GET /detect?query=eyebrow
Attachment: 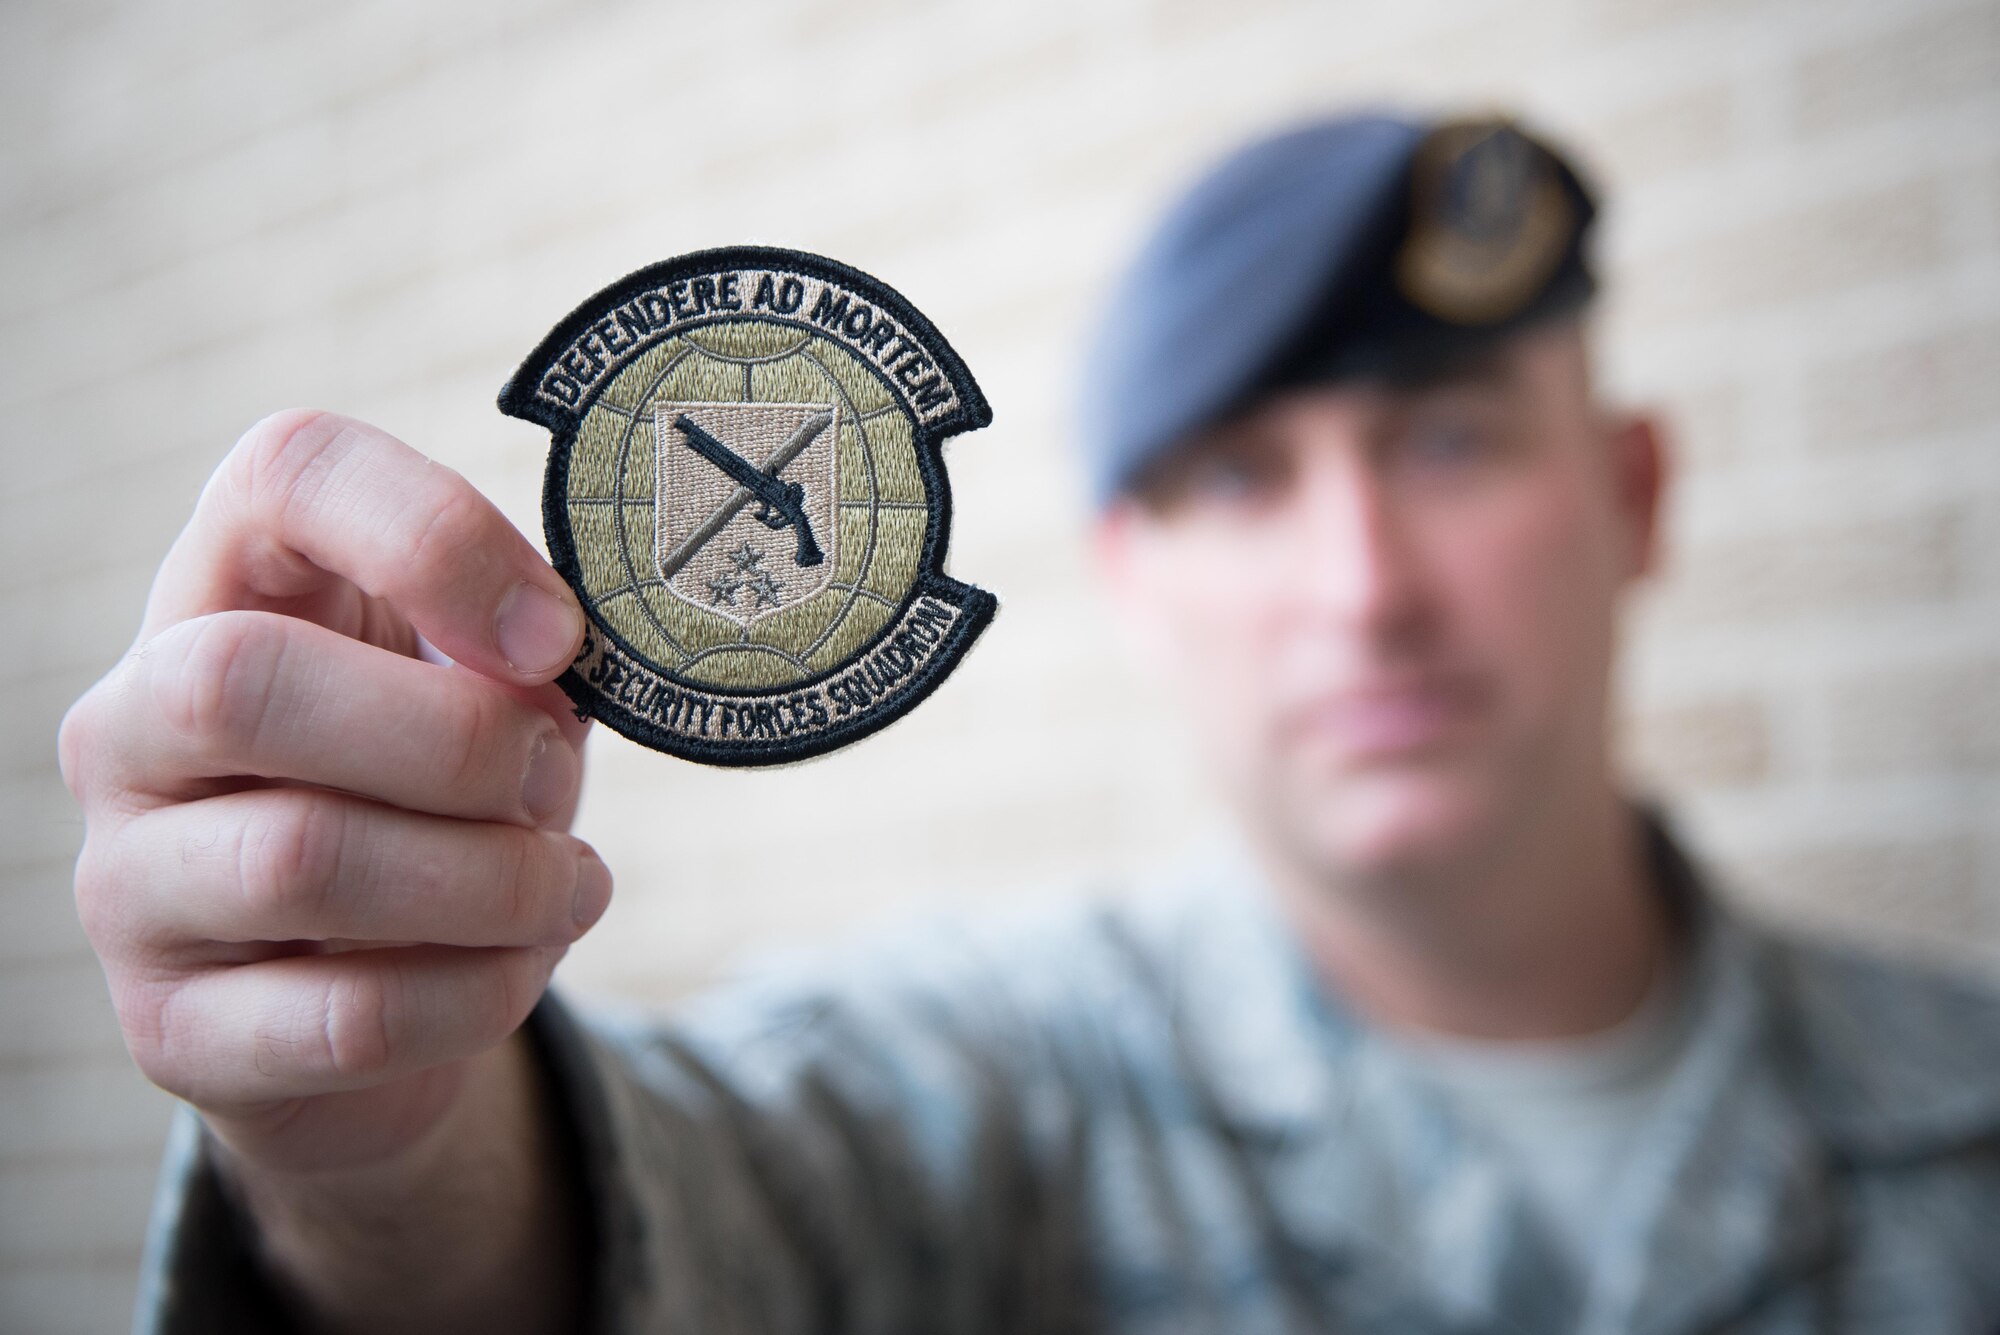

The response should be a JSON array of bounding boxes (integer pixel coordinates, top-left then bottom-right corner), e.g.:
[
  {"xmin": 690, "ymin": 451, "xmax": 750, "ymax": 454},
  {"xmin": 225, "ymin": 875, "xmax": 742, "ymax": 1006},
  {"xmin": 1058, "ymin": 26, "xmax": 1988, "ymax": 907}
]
[{"xmin": 1380, "ymin": 345, "xmax": 1516, "ymax": 392}]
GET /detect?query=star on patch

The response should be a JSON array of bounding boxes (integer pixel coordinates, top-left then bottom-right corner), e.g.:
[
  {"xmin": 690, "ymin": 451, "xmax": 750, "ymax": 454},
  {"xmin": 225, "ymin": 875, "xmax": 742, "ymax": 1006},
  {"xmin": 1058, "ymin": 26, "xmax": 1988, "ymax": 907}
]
[{"xmin": 705, "ymin": 542, "xmax": 784, "ymax": 609}]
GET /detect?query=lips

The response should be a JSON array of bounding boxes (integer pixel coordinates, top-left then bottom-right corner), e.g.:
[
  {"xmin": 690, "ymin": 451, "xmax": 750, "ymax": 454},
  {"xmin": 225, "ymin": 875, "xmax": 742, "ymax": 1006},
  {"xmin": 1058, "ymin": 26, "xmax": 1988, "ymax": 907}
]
[{"xmin": 1281, "ymin": 674, "xmax": 1487, "ymax": 762}]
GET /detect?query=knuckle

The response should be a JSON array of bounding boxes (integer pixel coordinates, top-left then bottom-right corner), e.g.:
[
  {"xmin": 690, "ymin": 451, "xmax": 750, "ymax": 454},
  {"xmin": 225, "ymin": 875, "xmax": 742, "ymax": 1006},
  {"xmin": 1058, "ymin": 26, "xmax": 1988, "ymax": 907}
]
[
  {"xmin": 239, "ymin": 796, "xmax": 348, "ymax": 931},
  {"xmin": 59, "ymin": 661, "xmax": 148, "ymax": 806},
  {"xmin": 491, "ymin": 947, "xmax": 556, "ymax": 1034},
  {"xmin": 56, "ymin": 688, "xmax": 104, "ymax": 799},
  {"xmin": 317, "ymin": 967, "xmax": 397, "ymax": 1082},
  {"xmin": 117, "ymin": 979, "xmax": 191, "ymax": 1098},
  {"xmin": 225, "ymin": 409, "xmax": 343, "ymax": 506},
  {"xmin": 216, "ymin": 410, "xmax": 375, "ymax": 558},
  {"xmin": 443, "ymin": 685, "xmax": 522, "ymax": 809},
  {"xmin": 401, "ymin": 473, "xmax": 490, "ymax": 574},
  {"xmin": 154, "ymin": 612, "xmax": 286, "ymax": 756},
  {"xmin": 70, "ymin": 838, "xmax": 124, "ymax": 949},
  {"xmin": 493, "ymin": 832, "xmax": 554, "ymax": 940}
]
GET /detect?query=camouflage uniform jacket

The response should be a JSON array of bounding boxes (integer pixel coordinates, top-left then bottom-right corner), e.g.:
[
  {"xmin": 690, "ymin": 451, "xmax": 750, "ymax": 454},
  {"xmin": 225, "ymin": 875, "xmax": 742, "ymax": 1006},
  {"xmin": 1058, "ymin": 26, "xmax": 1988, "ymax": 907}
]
[{"xmin": 138, "ymin": 817, "xmax": 2000, "ymax": 1333}]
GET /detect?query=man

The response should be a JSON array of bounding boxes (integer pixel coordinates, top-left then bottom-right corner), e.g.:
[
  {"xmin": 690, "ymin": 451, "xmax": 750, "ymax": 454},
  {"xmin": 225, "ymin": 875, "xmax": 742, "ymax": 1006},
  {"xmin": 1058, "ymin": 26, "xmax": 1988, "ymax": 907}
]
[{"xmin": 61, "ymin": 111, "xmax": 2000, "ymax": 1333}]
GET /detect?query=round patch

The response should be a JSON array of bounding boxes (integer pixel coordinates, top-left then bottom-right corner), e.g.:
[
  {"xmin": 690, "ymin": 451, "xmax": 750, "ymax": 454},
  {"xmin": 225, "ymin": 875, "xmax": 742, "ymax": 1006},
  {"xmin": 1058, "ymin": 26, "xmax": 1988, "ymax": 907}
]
[
  {"xmin": 499, "ymin": 246, "xmax": 996, "ymax": 766},
  {"xmin": 1394, "ymin": 118, "xmax": 1576, "ymax": 326}
]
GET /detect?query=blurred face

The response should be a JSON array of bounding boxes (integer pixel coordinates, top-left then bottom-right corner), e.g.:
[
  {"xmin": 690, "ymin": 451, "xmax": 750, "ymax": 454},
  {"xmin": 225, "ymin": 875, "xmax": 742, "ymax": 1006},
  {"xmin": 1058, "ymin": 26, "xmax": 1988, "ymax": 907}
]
[{"xmin": 1097, "ymin": 321, "xmax": 1664, "ymax": 886}]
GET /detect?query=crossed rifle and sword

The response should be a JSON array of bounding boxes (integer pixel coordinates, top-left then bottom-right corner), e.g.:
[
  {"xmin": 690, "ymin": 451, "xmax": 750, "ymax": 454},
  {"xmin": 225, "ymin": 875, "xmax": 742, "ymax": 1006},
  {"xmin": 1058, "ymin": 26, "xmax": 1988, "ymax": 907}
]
[{"xmin": 657, "ymin": 410, "xmax": 832, "ymax": 580}]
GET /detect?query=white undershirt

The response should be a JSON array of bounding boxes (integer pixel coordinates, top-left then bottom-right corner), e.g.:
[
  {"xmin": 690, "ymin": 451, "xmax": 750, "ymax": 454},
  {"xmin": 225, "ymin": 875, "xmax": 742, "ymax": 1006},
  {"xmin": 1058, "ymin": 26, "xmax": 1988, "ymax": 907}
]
[{"xmin": 1391, "ymin": 958, "xmax": 1694, "ymax": 1271}]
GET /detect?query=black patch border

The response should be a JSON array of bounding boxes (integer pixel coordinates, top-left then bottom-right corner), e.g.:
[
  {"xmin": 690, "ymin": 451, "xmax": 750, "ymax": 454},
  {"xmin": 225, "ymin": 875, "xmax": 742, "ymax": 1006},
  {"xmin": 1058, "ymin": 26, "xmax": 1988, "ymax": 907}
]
[{"xmin": 500, "ymin": 244, "xmax": 996, "ymax": 767}]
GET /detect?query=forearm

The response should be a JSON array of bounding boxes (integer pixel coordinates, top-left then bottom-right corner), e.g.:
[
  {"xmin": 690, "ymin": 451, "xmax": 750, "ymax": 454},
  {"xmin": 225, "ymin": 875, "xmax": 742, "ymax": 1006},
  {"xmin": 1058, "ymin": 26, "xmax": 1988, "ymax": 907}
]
[{"xmin": 213, "ymin": 1033, "xmax": 584, "ymax": 1335}]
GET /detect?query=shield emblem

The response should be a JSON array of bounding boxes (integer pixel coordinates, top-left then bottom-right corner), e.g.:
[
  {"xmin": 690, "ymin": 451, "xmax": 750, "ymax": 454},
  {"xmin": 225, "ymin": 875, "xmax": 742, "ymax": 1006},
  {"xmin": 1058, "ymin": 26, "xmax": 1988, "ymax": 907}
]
[{"xmin": 652, "ymin": 400, "xmax": 840, "ymax": 627}]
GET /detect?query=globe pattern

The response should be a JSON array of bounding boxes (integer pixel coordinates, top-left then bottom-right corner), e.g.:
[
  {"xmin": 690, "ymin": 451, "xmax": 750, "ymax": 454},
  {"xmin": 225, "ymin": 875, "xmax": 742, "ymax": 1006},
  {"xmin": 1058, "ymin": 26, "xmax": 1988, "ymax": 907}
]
[{"xmin": 562, "ymin": 317, "xmax": 929, "ymax": 692}]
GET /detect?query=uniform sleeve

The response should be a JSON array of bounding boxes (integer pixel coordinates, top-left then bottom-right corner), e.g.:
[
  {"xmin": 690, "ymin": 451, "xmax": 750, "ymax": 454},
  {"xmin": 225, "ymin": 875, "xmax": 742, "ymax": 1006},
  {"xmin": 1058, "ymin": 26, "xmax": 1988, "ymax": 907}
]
[
  {"xmin": 545, "ymin": 944, "xmax": 1097, "ymax": 1334},
  {"xmin": 133, "ymin": 944, "xmax": 1098, "ymax": 1335},
  {"xmin": 131, "ymin": 997, "xmax": 609, "ymax": 1335},
  {"xmin": 132, "ymin": 1105, "xmax": 301, "ymax": 1334}
]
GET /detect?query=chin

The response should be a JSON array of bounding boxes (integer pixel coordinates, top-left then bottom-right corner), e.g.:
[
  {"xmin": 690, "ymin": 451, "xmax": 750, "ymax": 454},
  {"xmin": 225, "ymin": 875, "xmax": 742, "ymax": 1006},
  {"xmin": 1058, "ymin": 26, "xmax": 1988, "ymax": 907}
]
[{"xmin": 1278, "ymin": 762, "xmax": 1506, "ymax": 885}]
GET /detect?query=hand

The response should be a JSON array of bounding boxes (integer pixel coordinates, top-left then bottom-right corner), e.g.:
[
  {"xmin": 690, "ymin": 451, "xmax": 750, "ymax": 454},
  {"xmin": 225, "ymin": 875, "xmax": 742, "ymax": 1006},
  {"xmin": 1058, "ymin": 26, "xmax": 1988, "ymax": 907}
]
[{"xmin": 60, "ymin": 409, "xmax": 607, "ymax": 1179}]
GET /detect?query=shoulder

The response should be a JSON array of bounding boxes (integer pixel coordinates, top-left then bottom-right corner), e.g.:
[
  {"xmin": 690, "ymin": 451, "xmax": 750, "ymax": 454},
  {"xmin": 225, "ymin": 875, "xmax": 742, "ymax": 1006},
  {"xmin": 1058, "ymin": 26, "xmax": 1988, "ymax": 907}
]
[{"xmin": 1750, "ymin": 920, "xmax": 2000, "ymax": 1154}]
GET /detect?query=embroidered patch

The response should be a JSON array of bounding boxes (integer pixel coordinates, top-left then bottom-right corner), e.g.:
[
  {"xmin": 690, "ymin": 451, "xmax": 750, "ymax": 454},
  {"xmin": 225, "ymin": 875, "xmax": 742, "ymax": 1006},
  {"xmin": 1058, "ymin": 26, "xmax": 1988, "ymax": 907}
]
[
  {"xmin": 499, "ymin": 246, "xmax": 996, "ymax": 766},
  {"xmin": 1394, "ymin": 118, "xmax": 1575, "ymax": 326}
]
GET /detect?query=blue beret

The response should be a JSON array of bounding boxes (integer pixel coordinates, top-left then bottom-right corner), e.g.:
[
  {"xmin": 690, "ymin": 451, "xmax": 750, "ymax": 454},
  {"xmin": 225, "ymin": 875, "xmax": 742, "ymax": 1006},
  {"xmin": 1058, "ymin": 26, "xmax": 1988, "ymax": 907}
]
[{"xmin": 1080, "ymin": 110, "xmax": 1600, "ymax": 505}]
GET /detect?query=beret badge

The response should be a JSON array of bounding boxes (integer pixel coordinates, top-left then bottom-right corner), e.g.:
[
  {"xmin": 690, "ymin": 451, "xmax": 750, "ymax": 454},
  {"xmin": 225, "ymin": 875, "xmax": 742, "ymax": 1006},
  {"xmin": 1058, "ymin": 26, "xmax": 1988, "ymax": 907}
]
[{"xmin": 1395, "ymin": 118, "xmax": 1577, "ymax": 326}]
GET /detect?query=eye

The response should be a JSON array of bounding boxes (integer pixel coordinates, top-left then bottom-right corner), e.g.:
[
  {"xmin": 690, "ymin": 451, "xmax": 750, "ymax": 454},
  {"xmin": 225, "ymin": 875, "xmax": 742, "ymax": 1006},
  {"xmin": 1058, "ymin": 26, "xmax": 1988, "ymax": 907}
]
[
  {"xmin": 1154, "ymin": 436, "xmax": 1292, "ymax": 510},
  {"xmin": 1399, "ymin": 405, "xmax": 1508, "ymax": 469},
  {"xmin": 1410, "ymin": 418, "xmax": 1483, "ymax": 461},
  {"xmin": 1190, "ymin": 450, "xmax": 1276, "ymax": 497}
]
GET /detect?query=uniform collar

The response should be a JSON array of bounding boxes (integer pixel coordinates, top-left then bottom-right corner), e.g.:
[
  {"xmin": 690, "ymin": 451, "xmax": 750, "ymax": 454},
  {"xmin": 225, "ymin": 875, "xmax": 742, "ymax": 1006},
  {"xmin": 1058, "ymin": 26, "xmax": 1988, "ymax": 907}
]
[
  {"xmin": 1135, "ymin": 842, "xmax": 1574, "ymax": 1325},
  {"xmin": 1169, "ymin": 808, "xmax": 2000, "ymax": 1151}
]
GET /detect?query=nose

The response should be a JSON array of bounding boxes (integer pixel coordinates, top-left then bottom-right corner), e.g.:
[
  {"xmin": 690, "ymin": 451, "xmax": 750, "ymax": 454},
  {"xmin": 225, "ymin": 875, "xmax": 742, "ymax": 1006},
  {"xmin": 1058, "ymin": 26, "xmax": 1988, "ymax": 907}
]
[{"xmin": 1290, "ymin": 452, "xmax": 1426, "ymax": 635}]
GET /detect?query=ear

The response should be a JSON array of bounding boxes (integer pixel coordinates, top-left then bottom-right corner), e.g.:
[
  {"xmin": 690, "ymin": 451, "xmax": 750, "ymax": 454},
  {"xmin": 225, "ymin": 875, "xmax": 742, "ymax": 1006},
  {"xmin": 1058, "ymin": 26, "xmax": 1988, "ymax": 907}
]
[{"xmin": 1608, "ymin": 411, "xmax": 1669, "ymax": 582}]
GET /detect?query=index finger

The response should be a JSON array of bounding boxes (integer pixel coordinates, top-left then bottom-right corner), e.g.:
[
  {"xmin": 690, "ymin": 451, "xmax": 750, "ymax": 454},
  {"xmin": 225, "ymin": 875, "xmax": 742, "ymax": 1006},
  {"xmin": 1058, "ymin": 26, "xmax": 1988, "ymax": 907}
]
[{"xmin": 145, "ymin": 409, "xmax": 583, "ymax": 685}]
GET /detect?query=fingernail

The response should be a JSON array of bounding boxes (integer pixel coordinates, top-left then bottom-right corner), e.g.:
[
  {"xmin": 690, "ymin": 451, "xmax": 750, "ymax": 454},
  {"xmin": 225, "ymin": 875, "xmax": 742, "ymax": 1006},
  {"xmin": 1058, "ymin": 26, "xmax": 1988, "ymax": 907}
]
[
  {"xmin": 572, "ymin": 851, "xmax": 612, "ymax": 932},
  {"xmin": 496, "ymin": 581, "xmax": 582, "ymax": 676},
  {"xmin": 520, "ymin": 733, "xmax": 578, "ymax": 823}
]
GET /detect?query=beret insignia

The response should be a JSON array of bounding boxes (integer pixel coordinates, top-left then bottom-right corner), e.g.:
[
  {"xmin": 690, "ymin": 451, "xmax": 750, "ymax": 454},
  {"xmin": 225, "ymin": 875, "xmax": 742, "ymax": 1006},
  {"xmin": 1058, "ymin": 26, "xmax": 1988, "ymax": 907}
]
[
  {"xmin": 1395, "ymin": 118, "xmax": 1576, "ymax": 326},
  {"xmin": 500, "ymin": 246, "xmax": 996, "ymax": 766}
]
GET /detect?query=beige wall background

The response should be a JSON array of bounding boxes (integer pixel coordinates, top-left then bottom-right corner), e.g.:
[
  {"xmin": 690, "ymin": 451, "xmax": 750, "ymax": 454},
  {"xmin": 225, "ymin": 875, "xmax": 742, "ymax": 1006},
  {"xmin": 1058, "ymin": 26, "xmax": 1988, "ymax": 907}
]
[{"xmin": 5, "ymin": 0, "xmax": 1998, "ymax": 1327}]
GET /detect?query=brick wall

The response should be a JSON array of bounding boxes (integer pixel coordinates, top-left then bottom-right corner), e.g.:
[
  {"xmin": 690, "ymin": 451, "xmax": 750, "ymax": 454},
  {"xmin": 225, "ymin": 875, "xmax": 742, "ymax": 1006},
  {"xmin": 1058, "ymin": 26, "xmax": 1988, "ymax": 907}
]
[{"xmin": 4, "ymin": 0, "xmax": 1995, "ymax": 1326}]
